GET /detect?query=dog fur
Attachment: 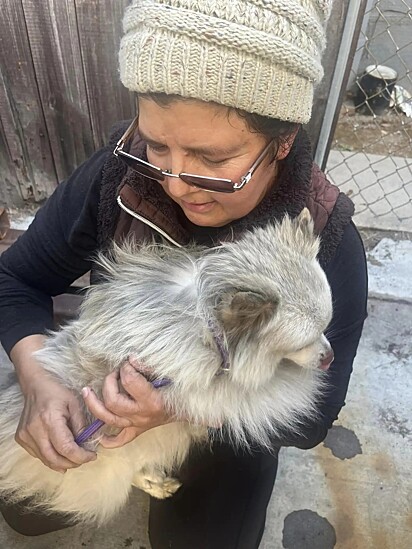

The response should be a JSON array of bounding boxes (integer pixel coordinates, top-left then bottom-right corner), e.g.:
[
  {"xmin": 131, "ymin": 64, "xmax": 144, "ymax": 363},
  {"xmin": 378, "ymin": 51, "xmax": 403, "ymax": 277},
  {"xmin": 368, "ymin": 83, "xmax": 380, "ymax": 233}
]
[{"xmin": 0, "ymin": 209, "xmax": 333, "ymax": 524}]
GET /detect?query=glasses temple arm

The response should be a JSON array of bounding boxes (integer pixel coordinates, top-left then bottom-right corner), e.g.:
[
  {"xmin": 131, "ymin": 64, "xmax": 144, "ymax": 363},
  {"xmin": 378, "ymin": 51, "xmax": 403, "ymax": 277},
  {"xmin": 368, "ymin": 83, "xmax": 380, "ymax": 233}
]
[
  {"xmin": 115, "ymin": 116, "xmax": 140, "ymax": 149},
  {"xmin": 238, "ymin": 141, "xmax": 273, "ymax": 186}
]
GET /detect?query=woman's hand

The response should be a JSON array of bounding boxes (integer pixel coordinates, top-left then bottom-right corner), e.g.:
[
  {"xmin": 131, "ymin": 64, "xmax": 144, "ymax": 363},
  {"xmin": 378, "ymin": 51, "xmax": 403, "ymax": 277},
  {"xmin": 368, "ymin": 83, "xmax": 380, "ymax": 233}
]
[
  {"xmin": 12, "ymin": 335, "xmax": 97, "ymax": 473},
  {"xmin": 16, "ymin": 373, "xmax": 97, "ymax": 473},
  {"xmin": 82, "ymin": 360, "xmax": 172, "ymax": 449}
]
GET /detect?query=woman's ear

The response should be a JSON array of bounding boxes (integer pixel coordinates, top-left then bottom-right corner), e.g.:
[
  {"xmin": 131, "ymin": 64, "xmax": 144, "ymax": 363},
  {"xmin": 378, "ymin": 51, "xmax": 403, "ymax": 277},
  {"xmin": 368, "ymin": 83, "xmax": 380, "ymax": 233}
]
[{"xmin": 276, "ymin": 126, "xmax": 300, "ymax": 160}]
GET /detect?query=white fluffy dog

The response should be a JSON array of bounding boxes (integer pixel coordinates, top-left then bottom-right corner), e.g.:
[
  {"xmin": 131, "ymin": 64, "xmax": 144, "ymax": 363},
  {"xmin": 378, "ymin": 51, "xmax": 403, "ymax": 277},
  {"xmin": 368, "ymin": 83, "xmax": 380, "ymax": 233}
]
[{"xmin": 0, "ymin": 209, "xmax": 333, "ymax": 524}]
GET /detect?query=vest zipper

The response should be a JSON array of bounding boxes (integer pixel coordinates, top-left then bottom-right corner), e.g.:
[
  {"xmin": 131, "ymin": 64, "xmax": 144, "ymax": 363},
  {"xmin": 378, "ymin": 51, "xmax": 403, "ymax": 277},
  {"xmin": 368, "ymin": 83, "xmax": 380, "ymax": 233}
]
[{"xmin": 117, "ymin": 195, "xmax": 183, "ymax": 248}]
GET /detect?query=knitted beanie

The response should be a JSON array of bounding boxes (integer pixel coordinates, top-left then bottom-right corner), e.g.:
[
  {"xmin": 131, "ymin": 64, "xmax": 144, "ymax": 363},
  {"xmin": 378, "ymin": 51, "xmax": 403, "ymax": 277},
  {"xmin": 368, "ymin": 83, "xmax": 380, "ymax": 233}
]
[{"xmin": 119, "ymin": 0, "xmax": 332, "ymax": 123}]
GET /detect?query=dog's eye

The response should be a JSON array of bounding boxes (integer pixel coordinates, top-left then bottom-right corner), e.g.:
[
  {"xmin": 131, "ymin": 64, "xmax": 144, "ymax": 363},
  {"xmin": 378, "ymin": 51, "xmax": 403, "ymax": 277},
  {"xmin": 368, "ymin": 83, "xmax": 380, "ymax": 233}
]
[
  {"xmin": 293, "ymin": 340, "xmax": 315, "ymax": 353},
  {"xmin": 293, "ymin": 346, "xmax": 306, "ymax": 354}
]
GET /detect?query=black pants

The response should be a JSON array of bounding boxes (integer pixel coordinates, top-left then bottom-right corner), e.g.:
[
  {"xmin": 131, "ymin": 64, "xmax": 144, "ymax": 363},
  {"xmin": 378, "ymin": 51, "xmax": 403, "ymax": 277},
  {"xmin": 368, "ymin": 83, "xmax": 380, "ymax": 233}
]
[{"xmin": 0, "ymin": 442, "xmax": 279, "ymax": 548}]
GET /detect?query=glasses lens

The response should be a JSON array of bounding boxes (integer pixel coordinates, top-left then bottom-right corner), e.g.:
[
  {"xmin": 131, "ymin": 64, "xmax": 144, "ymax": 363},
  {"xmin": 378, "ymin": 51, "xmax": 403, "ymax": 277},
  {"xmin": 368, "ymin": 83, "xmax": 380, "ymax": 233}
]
[
  {"xmin": 180, "ymin": 175, "xmax": 235, "ymax": 193},
  {"xmin": 118, "ymin": 153, "xmax": 165, "ymax": 182}
]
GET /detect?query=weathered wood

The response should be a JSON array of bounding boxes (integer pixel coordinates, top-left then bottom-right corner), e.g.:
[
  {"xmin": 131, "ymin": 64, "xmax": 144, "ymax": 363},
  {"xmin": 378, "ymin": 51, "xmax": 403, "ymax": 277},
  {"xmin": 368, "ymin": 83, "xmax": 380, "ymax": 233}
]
[
  {"xmin": 74, "ymin": 0, "xmax": 135, "ymax": 149},
  {"xmin": 0, "ymin": 116, "xmax": 22, "ymax": 207},
  {"xmin": 0, "ymin": 207, "xmax": 10, "ymax": 240},
  {"xmin": 21, "ymin": 0, "xmax": 95, "ymax": 181},
  {"xmin": 0, "ymin": 0, "xmax": 57, "ymax": 203}
]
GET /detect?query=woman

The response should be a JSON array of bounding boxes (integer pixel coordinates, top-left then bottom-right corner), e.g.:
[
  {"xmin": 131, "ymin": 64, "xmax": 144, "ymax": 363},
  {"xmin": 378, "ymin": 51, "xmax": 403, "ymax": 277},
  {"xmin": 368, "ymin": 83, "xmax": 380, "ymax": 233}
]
[{"xmin": 0, "ymin": 0, "xmax": 367, "ymax": 546}]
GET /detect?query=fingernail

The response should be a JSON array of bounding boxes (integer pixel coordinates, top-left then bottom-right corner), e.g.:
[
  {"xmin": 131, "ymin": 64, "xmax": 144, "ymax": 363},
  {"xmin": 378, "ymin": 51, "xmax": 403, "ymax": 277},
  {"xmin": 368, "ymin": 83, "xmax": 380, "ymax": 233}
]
[{"xmin": 81, "ymin": 387, "xmax": 90, "ymax": 398}]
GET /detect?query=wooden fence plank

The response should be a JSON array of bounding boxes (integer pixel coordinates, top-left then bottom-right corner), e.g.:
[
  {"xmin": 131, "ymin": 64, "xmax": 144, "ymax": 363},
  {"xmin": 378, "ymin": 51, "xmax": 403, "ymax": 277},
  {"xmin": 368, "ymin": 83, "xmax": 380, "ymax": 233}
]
[
  {"xmin": 74, "ymin": 0, "xmax": 135, "ymax": 149},
  {"xmin": 21, "ymin": 0, "xmax": 95, "ymax": 182},
  {"xmin": 0, "ymin": 0, "xmax": 57, "ymax": 203},
  {"xmin": 0, "ymin": 113, "xmax": 22, "ymax": 207}
]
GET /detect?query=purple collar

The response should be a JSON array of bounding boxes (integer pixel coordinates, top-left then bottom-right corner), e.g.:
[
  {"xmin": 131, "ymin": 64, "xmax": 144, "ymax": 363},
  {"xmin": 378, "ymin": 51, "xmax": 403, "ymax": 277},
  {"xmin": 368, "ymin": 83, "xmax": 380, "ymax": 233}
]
[{"xmin": 207, "ymin": 318, "xmax": 230, "ymax": 374}]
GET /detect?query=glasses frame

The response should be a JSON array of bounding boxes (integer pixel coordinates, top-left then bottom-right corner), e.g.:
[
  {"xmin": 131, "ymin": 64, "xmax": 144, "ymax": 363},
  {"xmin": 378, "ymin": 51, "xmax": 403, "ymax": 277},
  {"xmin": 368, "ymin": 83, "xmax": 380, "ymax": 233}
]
[{"xmin": 113, "ymin": 116, "xmax": 273, "ymax": 194}]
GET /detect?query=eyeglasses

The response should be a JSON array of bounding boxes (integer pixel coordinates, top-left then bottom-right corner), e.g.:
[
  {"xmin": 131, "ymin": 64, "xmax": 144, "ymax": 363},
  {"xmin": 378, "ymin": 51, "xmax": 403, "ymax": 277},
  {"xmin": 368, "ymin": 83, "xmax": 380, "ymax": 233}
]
[{"xmin": 113, "ymin": 116, "xmax": 273, "ymax": 193}]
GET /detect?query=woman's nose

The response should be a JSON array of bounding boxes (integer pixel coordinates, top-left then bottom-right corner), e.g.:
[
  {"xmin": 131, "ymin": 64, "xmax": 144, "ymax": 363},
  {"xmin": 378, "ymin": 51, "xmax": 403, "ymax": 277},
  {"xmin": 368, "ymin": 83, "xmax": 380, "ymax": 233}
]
[
  {"xmin": 162, "ymin": 155, "xmax": 197, "ymax": 197},
  {"xmin": 163, "ymin": 174, "xmax": 197, "ymax": 198}
]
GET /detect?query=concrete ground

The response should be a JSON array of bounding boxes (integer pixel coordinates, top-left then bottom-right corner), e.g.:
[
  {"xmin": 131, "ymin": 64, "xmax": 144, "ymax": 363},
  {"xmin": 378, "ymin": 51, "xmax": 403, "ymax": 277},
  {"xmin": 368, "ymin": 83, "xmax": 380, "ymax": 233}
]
[{"xmin": 0, "ymin": 232, "xmax": 411, "ymax": 548}]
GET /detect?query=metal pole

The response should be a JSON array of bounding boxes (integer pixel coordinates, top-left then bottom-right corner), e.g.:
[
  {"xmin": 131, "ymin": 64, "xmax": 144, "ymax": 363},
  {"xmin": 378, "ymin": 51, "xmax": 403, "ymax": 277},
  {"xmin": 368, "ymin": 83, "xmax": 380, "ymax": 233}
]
[
  {"xmin": 314, "ymin": 0, "xmax": 367, "ymax": 169},
  {"xmin": 346, "ymin": 0, "xmax": 375, "ymax": 91}
]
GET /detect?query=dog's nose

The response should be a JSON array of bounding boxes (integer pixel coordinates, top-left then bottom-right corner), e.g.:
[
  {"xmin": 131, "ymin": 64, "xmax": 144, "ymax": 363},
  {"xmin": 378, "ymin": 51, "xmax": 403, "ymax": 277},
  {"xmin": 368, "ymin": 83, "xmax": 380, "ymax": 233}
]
[{"xmin": 319, "ymin": 350, "xmax": 334, "ymax": 371}]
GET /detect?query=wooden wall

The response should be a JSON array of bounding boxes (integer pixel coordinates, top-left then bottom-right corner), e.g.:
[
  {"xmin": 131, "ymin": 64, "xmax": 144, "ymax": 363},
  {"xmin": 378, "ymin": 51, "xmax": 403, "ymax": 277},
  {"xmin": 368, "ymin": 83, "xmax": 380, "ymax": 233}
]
[{"xmin": 0, "ymin": 0, "xmax": 134, "ymax": 207}]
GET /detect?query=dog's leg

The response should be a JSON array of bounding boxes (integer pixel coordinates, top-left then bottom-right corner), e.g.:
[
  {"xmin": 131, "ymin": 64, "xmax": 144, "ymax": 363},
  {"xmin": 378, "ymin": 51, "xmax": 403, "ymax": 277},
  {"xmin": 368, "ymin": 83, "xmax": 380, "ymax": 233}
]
[
  {"xmin": 128, "ymin": 423, "xmax": 207, "ymax": 499},
  {"xmin": 132, "ymin": 467, "xmax": 182, "ymax": 499}
]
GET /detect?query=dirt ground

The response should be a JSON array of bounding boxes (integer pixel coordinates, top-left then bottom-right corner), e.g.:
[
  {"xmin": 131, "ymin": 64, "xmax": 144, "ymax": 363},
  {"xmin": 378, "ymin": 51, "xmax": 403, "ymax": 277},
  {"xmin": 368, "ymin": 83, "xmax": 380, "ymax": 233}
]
[{"xmin": 332, "ymin": 98, "xmax": 412, "ymax": 158}]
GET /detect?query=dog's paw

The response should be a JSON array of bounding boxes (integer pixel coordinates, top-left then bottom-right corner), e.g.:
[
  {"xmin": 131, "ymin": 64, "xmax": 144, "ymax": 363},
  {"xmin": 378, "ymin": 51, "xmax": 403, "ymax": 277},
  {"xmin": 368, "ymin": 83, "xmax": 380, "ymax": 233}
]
[{"xmin": 132, "ymin": 471, "xmax": 182, "ymax": 499}]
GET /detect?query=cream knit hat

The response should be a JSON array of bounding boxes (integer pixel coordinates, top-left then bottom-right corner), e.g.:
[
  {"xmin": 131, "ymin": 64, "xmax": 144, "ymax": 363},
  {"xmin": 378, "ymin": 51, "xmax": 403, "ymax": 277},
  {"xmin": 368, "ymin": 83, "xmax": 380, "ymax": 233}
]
[{"xmin": 119, "ymin": 0, "xmax": 332, "ymax": 123}]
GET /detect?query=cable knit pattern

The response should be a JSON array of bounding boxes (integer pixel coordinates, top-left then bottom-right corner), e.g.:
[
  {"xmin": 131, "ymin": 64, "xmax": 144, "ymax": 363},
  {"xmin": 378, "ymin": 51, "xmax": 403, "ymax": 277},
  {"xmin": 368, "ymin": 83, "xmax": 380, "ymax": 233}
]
[{"xmin": 119, "ymin": 0, "xmax": 331, "ymax": 122}]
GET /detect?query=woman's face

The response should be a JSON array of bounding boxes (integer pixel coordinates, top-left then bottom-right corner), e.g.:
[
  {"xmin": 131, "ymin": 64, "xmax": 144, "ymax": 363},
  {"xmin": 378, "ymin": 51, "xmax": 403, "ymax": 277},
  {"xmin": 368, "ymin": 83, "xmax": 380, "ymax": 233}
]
[{"xmin": 138, "ymin": 97, "xmax": 288, "ymax": 227}]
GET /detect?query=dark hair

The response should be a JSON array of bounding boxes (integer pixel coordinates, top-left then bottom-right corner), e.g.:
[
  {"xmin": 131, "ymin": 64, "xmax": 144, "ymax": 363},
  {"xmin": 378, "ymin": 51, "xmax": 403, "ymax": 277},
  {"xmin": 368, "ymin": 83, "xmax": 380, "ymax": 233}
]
[{"xmin": 137, "ymin": 93, "xmax": 299, "ymax": 162}]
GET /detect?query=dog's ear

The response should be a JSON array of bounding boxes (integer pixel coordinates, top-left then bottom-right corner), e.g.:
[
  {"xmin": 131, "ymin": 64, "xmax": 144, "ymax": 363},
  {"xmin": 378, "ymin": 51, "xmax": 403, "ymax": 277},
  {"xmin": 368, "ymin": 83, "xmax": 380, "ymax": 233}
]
[
  {"xmin": 294, "ymin": 208, "xmax": 319, "ymax": 259},
  {"xmin": 218, "ymin": 291, "xmax": 278, "ymax": 337},
  {"xmin": 297, "ymin": 207, "xmax": 313, "ymax": 232}
]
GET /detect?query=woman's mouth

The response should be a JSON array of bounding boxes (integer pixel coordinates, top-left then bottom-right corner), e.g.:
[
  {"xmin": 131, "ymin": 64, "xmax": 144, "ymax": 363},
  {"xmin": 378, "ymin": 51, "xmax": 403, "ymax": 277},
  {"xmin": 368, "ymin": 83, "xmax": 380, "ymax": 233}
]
[{"xmin": 181, "ymin": 200, "xmax": 215, "ymax": 213}]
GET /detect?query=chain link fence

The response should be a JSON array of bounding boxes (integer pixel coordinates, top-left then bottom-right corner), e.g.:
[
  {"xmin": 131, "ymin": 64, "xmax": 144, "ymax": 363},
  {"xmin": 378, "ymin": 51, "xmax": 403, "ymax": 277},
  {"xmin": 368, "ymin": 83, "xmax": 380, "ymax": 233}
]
[{"xmin": 326, "ymin": 0, "xmax": 412, "ymax": 232}]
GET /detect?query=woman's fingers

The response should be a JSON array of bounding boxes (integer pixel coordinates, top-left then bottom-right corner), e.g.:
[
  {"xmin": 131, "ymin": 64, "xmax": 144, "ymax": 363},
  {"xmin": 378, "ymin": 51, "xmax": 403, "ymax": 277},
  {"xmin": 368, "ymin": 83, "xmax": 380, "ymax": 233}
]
[
  {"xmin": 101, "ymin": 369, "xmax": 138, "ymax": 414},
  {"xmin": 17, "ymin": 412, "xmax": 97, "ymax": 470},
  {"xmin": 48, "ymin": 415, "xmax": 97, "ymax": 465},
  {"xmin": 15, "ymin": 369, "xmax": 98, "ymax": 472},
  {"xmin": 99, "ymin": 426, "xmax": 141, "ymax": 449},
  {"xmin": 98, "ymin": 363, "xmax": 163, "ymax": 417},
  {"xmin": 120, "ymin": 363, "xmax": 164, "ymax": 409},
  {"xmin": 81, "ymin": 387, "xmax": 133, "ymax": 428},
  {"xmin": 81, "ymin": 361, "xmax": 171, "ymax": 448},
  {"xmin": 16, "ymin": 424, "xmax": 85, "ymax": 473},
  {"xmin": 35, "ymin": 439, "xmax": 81, "ymax": 473}
]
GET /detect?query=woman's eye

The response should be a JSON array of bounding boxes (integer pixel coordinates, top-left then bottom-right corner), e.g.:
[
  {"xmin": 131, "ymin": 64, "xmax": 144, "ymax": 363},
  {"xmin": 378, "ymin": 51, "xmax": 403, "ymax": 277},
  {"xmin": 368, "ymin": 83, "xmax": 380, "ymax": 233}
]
[
  {"xmin": 147, "ymin": 143, "xmax": 167, "ymax": 153},
  {"xmin": 203, "ymin": 157, "xmax": 227, "ymax": 166}
]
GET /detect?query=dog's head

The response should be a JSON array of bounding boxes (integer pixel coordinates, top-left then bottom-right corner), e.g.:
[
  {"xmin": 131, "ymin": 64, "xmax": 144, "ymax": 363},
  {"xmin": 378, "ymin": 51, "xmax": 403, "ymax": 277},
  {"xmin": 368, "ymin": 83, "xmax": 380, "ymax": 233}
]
[{"xmin": 200, "ymin": 208, "xmax": 333, "ymax": 388}]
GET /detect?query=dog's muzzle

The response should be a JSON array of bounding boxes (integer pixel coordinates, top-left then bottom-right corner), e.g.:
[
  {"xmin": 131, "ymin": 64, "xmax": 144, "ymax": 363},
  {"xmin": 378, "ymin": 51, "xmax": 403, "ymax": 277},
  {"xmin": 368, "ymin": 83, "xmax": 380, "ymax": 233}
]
[{"xmin": 319, "ymin": 350, "xmax": 334, "ymax": 371}]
